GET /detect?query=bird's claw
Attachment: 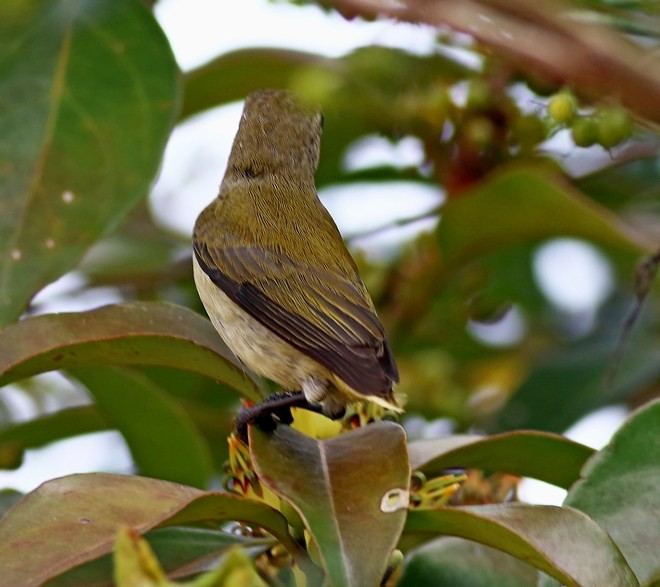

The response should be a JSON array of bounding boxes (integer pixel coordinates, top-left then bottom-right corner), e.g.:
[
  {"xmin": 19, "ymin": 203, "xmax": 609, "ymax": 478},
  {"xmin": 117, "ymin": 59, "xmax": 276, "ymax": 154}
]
[{"xmin": 235, "ymin": 391, "xmax": 324, "ymax": 443}]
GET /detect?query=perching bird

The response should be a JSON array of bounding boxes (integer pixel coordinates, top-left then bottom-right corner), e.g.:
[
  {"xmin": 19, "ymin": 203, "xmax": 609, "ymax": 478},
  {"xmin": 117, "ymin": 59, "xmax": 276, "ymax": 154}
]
[{"xmin": 192, "ymin": 89, "xmax": 399, "ymax": 435}]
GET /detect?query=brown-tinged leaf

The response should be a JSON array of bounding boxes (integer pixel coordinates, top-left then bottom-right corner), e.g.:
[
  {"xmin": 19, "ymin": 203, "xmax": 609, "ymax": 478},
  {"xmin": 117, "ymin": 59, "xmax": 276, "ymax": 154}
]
[
  {"xmin": 250, "ymin": 422, "xmax": 410, "ymax": 587},
  {"xmin": 406, "ymin": 504, "xmax": 638, "ymax": 587},
  {"xmin": 0, "ymin": 301, "xmax": 261, "ymax": 401},
  {"xmin": 408, "ymin": 431, "xmax": 594, "ymax": 489},
  {"xmin": 0, "ymin": 473, "xmax": 315, "ymax": 587}
]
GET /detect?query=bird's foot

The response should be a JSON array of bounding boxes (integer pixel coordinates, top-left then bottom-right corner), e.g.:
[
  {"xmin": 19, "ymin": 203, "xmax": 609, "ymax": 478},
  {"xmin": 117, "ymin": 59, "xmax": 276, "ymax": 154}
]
[
  {"xmin": 235, "ymin": 391, "xmax": 341, "ymax": 443},
  {"xmin": 235, "ymin": 391, "xmax": 308, "ymax": 443}
]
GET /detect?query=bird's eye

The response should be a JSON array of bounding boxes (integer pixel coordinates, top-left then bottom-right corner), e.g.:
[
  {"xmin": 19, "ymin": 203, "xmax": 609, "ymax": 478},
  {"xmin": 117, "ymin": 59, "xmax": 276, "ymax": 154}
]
[
  {"xmin": 319, "ymin": 113, "xmax": 325, "ymax": 128},
  {"xmin": 241, "ymin": 164, "xmax": 263, "ymax": 180}
]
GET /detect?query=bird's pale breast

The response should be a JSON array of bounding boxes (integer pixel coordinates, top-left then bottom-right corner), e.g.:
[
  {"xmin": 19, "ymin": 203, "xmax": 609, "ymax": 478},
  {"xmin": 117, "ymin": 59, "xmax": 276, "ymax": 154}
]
[{"xmin": 193, "ymin": 257, "xmax": 331, "ymax": 388}]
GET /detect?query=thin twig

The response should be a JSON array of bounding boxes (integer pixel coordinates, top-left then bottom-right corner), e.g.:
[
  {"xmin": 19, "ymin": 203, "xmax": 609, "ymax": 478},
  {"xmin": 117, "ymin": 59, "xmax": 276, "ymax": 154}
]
[
  {"xmin": 604, "ymin": 248, "xmax": 660, "ymax": 389},
  {"xmin": 345, "ymin": 208, "xmax": 441, "ymax": 242}
]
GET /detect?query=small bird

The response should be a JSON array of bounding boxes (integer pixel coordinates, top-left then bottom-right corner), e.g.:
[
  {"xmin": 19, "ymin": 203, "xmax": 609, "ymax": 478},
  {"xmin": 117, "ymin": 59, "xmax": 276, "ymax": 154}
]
[{"xmin": 192, "ymin": 89, "xmax": 399, "ymax": 435}]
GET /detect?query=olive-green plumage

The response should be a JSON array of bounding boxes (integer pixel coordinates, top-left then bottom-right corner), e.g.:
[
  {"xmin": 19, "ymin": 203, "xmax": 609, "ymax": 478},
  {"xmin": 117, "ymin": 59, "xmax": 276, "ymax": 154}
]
[{"xmin": 192, "ymin": 89, "xmax": 399, "ymax": 416}]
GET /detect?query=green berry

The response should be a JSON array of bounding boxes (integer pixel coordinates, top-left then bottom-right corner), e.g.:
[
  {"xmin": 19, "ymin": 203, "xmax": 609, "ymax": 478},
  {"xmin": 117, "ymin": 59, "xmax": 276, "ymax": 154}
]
[
  {"xmin": 571, "ymin": 117, "xmax": 598, "ymax": 148},
  {"xmin": 547, "ymin": 92, "xmax": 578, "ymax": 124},
  {"xmin": 596, "ymin": 108, "xmax": 633, "ymax": 148}
]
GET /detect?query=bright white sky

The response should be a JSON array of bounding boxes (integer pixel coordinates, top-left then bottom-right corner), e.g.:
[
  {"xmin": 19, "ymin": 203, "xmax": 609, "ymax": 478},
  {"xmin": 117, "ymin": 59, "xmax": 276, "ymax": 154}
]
[
  {"xmin": 0, "ymin": 0, "xmax": 627, "ymax": 503},
  {"xmin": 154, "ymin": 0, "xmax": 438, "ymax": 68}
]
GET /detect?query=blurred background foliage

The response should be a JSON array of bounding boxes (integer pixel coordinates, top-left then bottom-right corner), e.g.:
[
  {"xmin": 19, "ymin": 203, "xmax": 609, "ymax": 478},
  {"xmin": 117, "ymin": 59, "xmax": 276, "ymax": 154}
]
[
  {"xmin": 1, "ymin": 0, "xmax": 660, "ymax": 584},
  {"xmin": 0, "ymin": 0, "xmax": 659, "ymax": 506}
]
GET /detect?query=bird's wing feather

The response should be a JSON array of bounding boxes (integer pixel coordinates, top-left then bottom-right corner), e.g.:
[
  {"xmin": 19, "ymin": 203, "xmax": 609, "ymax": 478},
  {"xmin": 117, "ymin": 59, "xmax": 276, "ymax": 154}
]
[{"xmin": 193, "ymin": 240, "xmax": 398, "ymax": 395}]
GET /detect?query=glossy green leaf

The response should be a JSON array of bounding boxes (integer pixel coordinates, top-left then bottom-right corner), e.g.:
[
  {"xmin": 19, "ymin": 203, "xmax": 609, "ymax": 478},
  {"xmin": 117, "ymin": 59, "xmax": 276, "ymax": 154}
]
[
  {"xmin": 71, "ymin": 366, "xmax": 213, "ymax": 489},
  {"xmin": 0, "ymin": 473, "xmax": 315, "ymax": 587},
  {"xmin": 0, "ymin": 301, "xmax": 261, "ymax": 401},
  {"xmin": 438, "ymin": 164, "xmax": 652, "ymax": 269},
  {"xmin": 0, "ymin": 0, "xmax": 179, "ymax": 325},
  {"xmin": 250, "ymin": 422, "xmax": 410, "ymax": 587},
  {"xmin": 399, "ymin": 536, "xmax": 538, "ymax": 587},
  {"xmin": 547, "ymin": 399, "xmax": 660, "ymax": 586},
  {"xmin": 406, "ymin": 504, "xmax": 638, "ymax": 586},
  {"xmin": 408, "ymin": 431, "xmax": 594, "ymax": 489}
]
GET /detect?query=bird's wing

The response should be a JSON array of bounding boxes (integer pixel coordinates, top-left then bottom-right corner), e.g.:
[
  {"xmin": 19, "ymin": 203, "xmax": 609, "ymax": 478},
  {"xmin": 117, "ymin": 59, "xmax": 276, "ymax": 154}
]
[{"xmin": 193, "ymin": 240, "xmax": 399, "ymax": 396}]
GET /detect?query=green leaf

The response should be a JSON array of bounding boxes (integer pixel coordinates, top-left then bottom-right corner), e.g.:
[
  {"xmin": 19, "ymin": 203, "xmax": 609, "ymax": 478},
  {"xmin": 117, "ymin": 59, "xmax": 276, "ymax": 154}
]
[
  {"xmin": 181, "ymin": 47, "xmax": 323, "ymax": 120},
  {"xmin": 577, "ymin": 157, "xmax": 660, "ymax": 211},
  {"xmin": 0, "ymin": 473, "xmax": 316, "ymax": 587},
  {"xmin": 406, "ymin": 504, "xmax": 638, "ymax": 587},
  {"xmin": 166, "ymin": 494, "xmax": 319, "ymax": 581},
  {"xmin": 0, "ymin": 301, "xmax": 261, "ymax": 401},
  {"xmin": 181, "ymin": 46, "xmax": 468, "ymax": 187},
  {"xmin": 0, "ymin": 0, "xmax": 179, "ymax": 325},
  {"xmin": 71, "ymin": 366, "xmax": 214, "ymax": 489},
  {"xmin": 494, "ymin": 332, "xmax": 660, "ymax": 433},
  {"xmin": 47, "ymin": 527, "xmax": 270, "ymax": 587},
  {"xmin": 184, "ymin": 546, "xmax": 268, "ymax": 587},
  {"xmin": 0, "ymin": 405, "xmax": 107, "ymax": 449},
  {"xmin": 143, "ymin": 527, "xmax": 271, "ymax": 581},
  {"xmin": 137, "ymin": 367, "xmax": 240, "ymax": 471},
  {"xmin": 438, "ymin": 164, "xmax": 652, "ymax": 269},
  {"xmin": 0, "ymin": 473, "xmax": 200, "ymax": 587},
  {"xmin": 0, "ymin": 405, "xmax": 109, "ymax": 470},
  {"xmin": 549, "ymin": 399, "xmax": 660, "ymax": 586},
  {"xmin": 181, "ymin": 45, "xmax": 467, "ymax": 122},
  {"xmin": 408, "ymin": 431, "xmax": 595, "ymax": 489},
  {"xmin": 250, "ymin": 422, "xmax": 410, "ymax": 587},
  {"xmin": 111, "ymin": 527, "xmax": 268, "ymax": 587},
  {"xmin": 399, "ymin": 536, "xmax": 539, "ymax": 587},
  {"xmin": 113, "ymin": 526, "xmax": 171, "ymax": 587}
]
